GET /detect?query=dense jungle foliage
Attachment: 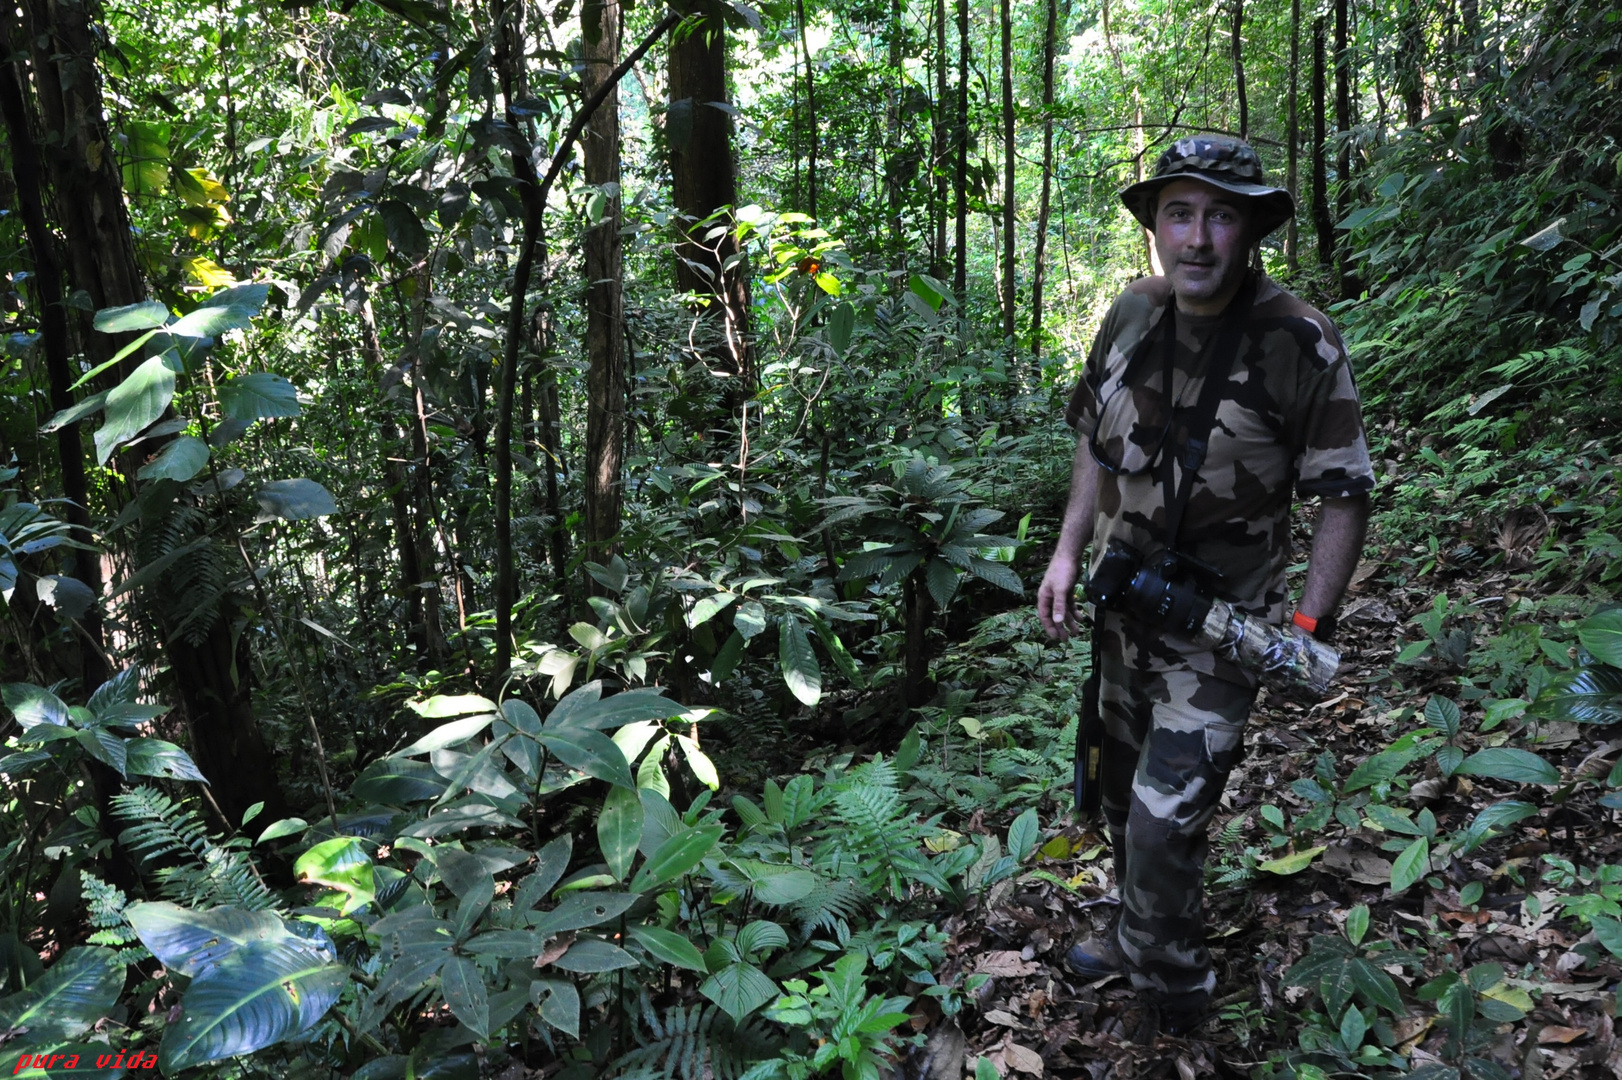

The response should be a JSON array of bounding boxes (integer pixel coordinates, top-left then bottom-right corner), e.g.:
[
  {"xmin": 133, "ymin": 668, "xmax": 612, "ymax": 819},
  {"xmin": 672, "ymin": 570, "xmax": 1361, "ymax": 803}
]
[{"xmin": 3, "ymin": 0, "xmax": 1622, "ymax": 1076}]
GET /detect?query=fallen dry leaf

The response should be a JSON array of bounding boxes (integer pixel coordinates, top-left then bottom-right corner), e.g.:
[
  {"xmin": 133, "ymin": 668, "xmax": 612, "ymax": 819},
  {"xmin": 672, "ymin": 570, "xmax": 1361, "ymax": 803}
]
[
  {"xmin": 984, "ymin": 1009, "xmax": 1026, "ymax": 1029},
  {"xmin": 1538, "ymin": 1025, "xmax": 1590, "ymax": 1044},
  {"xmin": 532, "ymin": 931, "xmax": 575, "ymax": 969},
  {"xmin": 1002, "ymin": 1043, "xmax": 1045, "ymax": 1075},
  {"xmin": 976, "ymin": 951, "xmax": 1042, "ymax": 978}
]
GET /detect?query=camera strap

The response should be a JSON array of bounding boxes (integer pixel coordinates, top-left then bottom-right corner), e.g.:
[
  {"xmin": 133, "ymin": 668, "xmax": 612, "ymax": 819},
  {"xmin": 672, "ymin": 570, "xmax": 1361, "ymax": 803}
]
[{"xmin": 1160, "ymin": 272, "xmax": 1257, "ymax": 556}]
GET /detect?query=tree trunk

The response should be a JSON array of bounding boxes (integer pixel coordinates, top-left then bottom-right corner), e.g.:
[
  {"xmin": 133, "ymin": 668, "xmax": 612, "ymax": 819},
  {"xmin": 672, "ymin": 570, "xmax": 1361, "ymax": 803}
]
[
  {"xmin": 999, "ymin": 0, "xmax": 1016, "ymax": 347},
  {"xmin": 953, "ymin": 0, "xmax": 969, "ymax": 301},
  {"xmin": 0, "ymin": 38, "xmax": 107, "ymax": 691},
  {"xmin": 1397, "ymin": 2, "xmax": 1425, "ymax": 126},
  {"xmin": 16, "ymin": 0, "xmax": 284, "ymax": 814},
  {"xmin": 1311, "ymin": 16, "xmax": 1336, "ymax": 270},
  {"xmin": 886, "ymin": 0, "xmax": 905, "ymax": 267},
  {"xmin": 796, "ymin": 0, "xmax": 819, "ymax": 219},
  {"xmin": 1102, "ymin": 0, "xmax": 1155, "ymax": 273},
  {"xmin": 1231, "ymin": 0, "xmax": 1248, "ymax": 139},
  {"xmin": 582, "ymin": 0, "xmax": 625, "ymax": 563},
  {"xmin": 903, "ymin": 570, "xmax": 937, "ymax": 708},
  {"xmin": 1286, "ymin": 0, "xmax": 1300, "ymax": 271},
  {"xmin": 933, "ymin": 0, "xmax": 948, "ymax": 279},
  {"xmin": 1333, "ymin": 0, "xmax": 1351, "ymax": 291},
  {"xmin": 669, "ymin": 12, "xmax": 753, "ymax": 389},
  {"xmin": 1029, "ymin": 0, "xmax": 1057, "ymax": 361}
]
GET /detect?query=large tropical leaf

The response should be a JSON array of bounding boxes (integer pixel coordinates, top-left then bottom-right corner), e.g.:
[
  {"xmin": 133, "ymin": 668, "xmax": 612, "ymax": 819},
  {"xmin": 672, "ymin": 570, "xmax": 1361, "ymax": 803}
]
[
  {"xmin": 219, "ymin": 372, "xmax": 301, "ymax": 420},
  {"xmin": 1526, "ymin": 664, "xmax": 1622, "ymax": 724},
  {"xmin": 778, "ymin": 615, "xmax": 821, "ymax": 707},
  {"xmin": 159, "ymin": 939, "xmax": 345, "ymax": 1073},
  {"xmin": 352, "ymin": 756, "xmax": 449, "ymax": 803},
  {"xmin": 126, "ymin": 903, "xmax": 291, "ymax": 977},
  {"xmin": 699, "ymin": 961, "xmax": 778, "ymax": 1023},
  {"xmin": 0, "ymin": 947, "xmax": 125, "ymax": 1041},
  {"xmin": 629, "ymin": 825, "xmax": 723, "ymax": 893},
  {"xmin": 95, "ymin": 356, "xmax": 176, "ymax": 464},
  {"xmin": 1, "ymin": 683, "xmax": 70, "ymax": 730},
  {"xmin": 1454, "ymin": 748, "xmax": 1560, "ymax": 785},
  {"xmin": 538, "ymin": 727, "xmax": 635, "ymax": 789},
  {"xmin": 295, "ymin": 837, "xmax": 376, "ymax": 914},
  {"xmin": 598, "ymin": 784, "xmax": 643, "ymax": 880}
]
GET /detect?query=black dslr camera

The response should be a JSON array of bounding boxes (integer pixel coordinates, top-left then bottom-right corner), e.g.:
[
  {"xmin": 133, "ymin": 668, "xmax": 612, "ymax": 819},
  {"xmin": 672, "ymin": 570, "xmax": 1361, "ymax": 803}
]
[{"xmin": 1084, "ymin": 539, "xmax": 1219, "ymax": 636}]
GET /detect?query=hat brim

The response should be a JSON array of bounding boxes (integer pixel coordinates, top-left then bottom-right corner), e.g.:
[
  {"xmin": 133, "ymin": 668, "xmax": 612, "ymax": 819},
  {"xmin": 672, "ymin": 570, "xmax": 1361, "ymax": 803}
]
[{"xmin": 1120, "ymin": 173, "xmax": 1296, "ymax": 238}]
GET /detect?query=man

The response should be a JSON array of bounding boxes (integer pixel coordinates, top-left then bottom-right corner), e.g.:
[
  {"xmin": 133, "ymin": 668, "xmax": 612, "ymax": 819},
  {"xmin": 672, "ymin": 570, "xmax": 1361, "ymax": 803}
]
[{"xmin": 1035, "ymin": 135, "xmax": 1375, "ymax": 1037}]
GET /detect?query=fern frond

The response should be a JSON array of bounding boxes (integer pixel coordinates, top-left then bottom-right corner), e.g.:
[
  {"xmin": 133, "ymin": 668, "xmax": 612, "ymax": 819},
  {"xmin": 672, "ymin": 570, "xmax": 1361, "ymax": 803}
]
[
  {"xmin": 110, "ymin": 785, "xmax": 278, "ymax": 910},
  {"xmin": 613, "ymin": 1001, "xmax": 781, "ymax": 1080},
  {"xmin": 785, "ymin": 874, "xmax": 868, "ymax": 937}
]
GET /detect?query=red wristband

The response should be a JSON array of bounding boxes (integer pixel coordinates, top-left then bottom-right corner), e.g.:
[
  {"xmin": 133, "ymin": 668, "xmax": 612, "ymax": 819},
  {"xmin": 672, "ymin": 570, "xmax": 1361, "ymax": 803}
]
[{"xmin": 1291, "ymin": 611, "xmax": 1319, "ymax": 634}]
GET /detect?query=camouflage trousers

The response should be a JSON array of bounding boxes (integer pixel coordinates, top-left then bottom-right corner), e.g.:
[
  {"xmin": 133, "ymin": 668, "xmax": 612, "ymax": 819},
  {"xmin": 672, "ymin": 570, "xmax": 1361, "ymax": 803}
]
[{"xmin": 1096, "ymin": 624, "xmax": 1256, "ymax": 1007}]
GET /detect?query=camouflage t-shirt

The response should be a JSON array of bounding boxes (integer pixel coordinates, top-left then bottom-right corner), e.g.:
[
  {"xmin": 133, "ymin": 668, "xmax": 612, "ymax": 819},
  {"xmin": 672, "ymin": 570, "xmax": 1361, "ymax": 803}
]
[{"xmin": 1064, "ymin": 272, "xmax": 1376, "ymax": 685}]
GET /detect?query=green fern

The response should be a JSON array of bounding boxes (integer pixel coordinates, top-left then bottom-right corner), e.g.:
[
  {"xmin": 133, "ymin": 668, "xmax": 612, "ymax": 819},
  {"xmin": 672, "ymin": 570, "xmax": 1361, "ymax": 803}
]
[
  {"xmin": 613, "ymin": 998, "xmax": 780, "ymax": 1080},
  {"xmin": 785, "ymin": 874, "xmax": 869, "ymax": 937},
  {"xmin": 110, "ymin": 786, "xmax": 278, "ymax": 910},
  {"xmin": 79, "ymin": 871, "xmax": 147, "ymax": 957}
]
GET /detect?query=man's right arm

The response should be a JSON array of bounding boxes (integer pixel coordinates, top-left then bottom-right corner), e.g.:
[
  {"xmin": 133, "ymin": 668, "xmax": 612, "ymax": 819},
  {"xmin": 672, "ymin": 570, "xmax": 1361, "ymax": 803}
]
[{"xmin": 1036, "ymin": 438, "xmax": 1100, "ymax": 642}]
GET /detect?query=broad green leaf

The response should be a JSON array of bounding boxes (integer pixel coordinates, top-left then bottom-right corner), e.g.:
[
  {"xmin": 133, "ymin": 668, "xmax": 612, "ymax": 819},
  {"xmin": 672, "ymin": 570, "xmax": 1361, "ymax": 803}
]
[
  {"xmin": 254, "ymin": 478, "xmax": 338, "ymax": 521},
  {"xmin": 734, "ymin": 601, "xmax": 767, "ymax": 640},
  {"xmin": 1258, "ymin": 845, "xmax": 1327, "ymax": 875},
  {"xmin": 675, "ymin": 734, "xmax": 719, "ymax": 790},
  {"xmin": 1344, "ymin": 904, "xmax": 1369, "ymax": 947},
  {"xmin": 827, "ymin": 301, "xmax": 855, "ymax": 355},
  {"xmin": 734, "ymin": 919, "xmax": 788, "ymax": 959},
  {"xmin": 95, "ymin": 355, "xmax": 175, "ymax": 464},
  {"xmin": 167, "ymin": 284, "xmax": 270, "ymax": 338},
  {"xmin": 531, "ymin": 978, "xmax": 580, "ymax": 1038},
  {"xmin": 539, "ymin": 727, "xmax": 635, "ymax": 789},
  {"xmin": 627, "ymin": 925, "xmax": 707, "ymax": 971},
  {"xmin": 1007, "ymin": 808, "xmax": 1040, "ymax": 862},
  {"xmin": 126, "ymin": 903, "xmax": 290, "ymax": 977},
  {"xmin": 378, "ymin": 199, "xmax": 430, "ymax": 257},
  {"xmin": 434, "ymin": 847, "xmax": 496, "ymax": 900},
  {"xmin": 779, "ymin": 615, "xmax": 821, "ymax": 706},
  {"xmin": 686, "ymin": 591, "xmax": 736, "ymax": 629},
  {"xmin": 1526, "ymin": 664, "xmax": 1622, "ymax": 724},
  {"xmin": 551, "ymin": 937, "xmax": 638, "ymax": 973},
  {"xmin": 908, "ymin": 273, "xmax": 945, "ymax": 311},
  {"xmin": 1319, "ymin": 959, "xmax": 1356, "ymax": 1018},
  {"xmin": 256, "ymin": 817, "xmax": 307, "ymax": 844},
  {"xmin": 1347, "ymin": 957, "xmax": 1403, "ymax": 1013},
  {"xmin": 1390, "ymin": 836, "xmax": 1430, "ymax": 893},
  {"xmin": 1342, "ymin": 747, "xmax": 1422, "ymax": 793},
  {"xmin": 219, "ymin": 372, "xmax": 301, "ymax": 420},
  {"xmin": 712, "ymin": 630, "xmax": 746, "ymax": 682},
  {"xmin": 125, "ymin": 738, "xmax": 206, "ymax": 782},
  {"xmin": 295, "ymin": 838, "xmax": 375, "ymax": 914},
  {"xmin": 1438, "ymin": 979, "xmax": 1474, "ymax": 1046},
  {"xmin": 521, "ymin": 835, "xmax": 574, "ymax": 907},
  {"xmin": 629, "ymin": 824, "xmax": 724, "ymax": 893},
  {"xmin": 598, "ymin": 784, "xmax": 643, "ymax": 880},
  {"xmin": 1339, "ymin": 1004, "xmax": 1367, "ymax": 1050},
  {"xmin": 699, "ymin": 961, "xmax": 778, "ymax": 1022},
  {"xmin": 40, "ymin": 390, "xmax": 111, "ymax": 434},
  {"xmin": 1424, "ymin": 695, "xmax": 1462, "ymax": 737},
  {"xmin": 1578, "ymin": 609, "xmax": 1622, "ymax": 666},
  {"xmin": 530, "ymin": 892, "xmax": 639, "ymax": 937},
  {"xmin": 1454, "ymin": 747, "xmax": 1560, "ymax": 785},
  {"xmin": 136, "ymin": 434, "xmax": 209, "ymax": 482},
  {"xmin": 395, "ymin": 713, "xmax": 496, "ymax": 756},
  {"xmin": 546, "ymin": 686, "xmax": 688, "ymax": 731},
  {"xmin": 1, "ymin": 683, "xmax": 70, "ymax": 730},
  {"xmin": 410, "ymin": 694, "xmax": 501, "ymax": 719},
  {"xmin": 352, "ymin": 757, "xmax": 448, "ymax": 803},
  {"xmin": 1590, "ymin": 915, "xmax": 1622, "ymax": 958},
  {"xmin": 76, "ymin": 727, "xmax": 127, "ymax": 775},
  {"xmin": 0, "ymin": 947, "xmax": 124, "ymax": 1041},
  {"xmin": 439, "ymin": 956, "xmax": 489, "ymax": 1038},
  {"xmin": 94, "ymin": 300, "xmax": 170, "ymax": 333},
  {"xmin": 159, "ymin": 939, "xmax": 345, "ymax": 1073}
]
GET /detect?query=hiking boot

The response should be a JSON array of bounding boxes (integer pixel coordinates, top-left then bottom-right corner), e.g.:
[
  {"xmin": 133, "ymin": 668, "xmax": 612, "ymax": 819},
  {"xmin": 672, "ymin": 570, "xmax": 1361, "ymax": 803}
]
[{"xmin": 1063, "ymin": 934, "xmax": 1123, "ymax": 979}]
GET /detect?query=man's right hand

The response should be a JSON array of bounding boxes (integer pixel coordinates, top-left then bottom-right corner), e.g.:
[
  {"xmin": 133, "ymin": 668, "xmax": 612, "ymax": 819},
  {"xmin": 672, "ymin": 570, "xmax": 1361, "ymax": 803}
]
[{"xmin": 1037, "ymin": 558, "xmax": 1084, "ymax": 641}]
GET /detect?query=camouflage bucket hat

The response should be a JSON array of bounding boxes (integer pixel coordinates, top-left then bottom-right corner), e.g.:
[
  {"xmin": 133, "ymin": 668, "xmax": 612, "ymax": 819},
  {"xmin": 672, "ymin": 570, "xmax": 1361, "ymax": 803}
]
[{"xmin": 1120, "ymin": 134, "xmax": 1296, "ymax": 237}]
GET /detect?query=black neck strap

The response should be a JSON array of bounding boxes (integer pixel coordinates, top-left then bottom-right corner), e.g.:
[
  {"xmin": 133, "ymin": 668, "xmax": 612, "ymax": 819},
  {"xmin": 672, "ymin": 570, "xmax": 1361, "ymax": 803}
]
[{"xmin": 1159, "ymin": 273, "xmax": 1257, "ymax": 557}]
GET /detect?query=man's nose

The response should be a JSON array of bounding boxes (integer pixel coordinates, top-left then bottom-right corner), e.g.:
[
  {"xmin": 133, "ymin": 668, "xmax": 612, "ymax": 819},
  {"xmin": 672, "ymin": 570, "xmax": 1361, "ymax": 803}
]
[{"xmin": 1188, "ymin": 214, "xmax": 1211, "ymax": 247}]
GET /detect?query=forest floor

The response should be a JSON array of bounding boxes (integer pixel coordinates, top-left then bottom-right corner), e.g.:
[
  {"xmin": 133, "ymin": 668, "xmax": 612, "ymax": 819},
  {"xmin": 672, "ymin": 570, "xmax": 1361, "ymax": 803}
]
[{"xmin": 925, "ymin": 550, "xmax": 1622, "ymax": 1080}]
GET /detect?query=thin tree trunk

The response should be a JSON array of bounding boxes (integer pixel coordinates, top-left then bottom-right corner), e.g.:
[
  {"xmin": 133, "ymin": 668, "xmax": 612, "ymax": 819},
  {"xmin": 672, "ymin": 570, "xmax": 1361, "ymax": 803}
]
[
  {"xmin": 933, "ymin": 0, "xmax": 948, "ymax": 279},
  {"xmin": 1333, "ymin": 0, "xmax": 1355, "ymax": 297},
  {"xmin": 1397, "ymin": 2, "xmax": 1425, "ymax": 126},
  {"xmin": 669, "ymin": 11, "xmax": 753, "ymax": 389},
  {"xmin": 953, "ymin": 0, "xmax": 969, "ymax": 301},
  {"xmin": 0, "ymin": 42, "xmax": 107, "ymax": 690},
  {"xmin": 1102, "ymin": 0, "xmax": 1155, "ymax": 273},
  {"xmin": 999, "ymin": 0, "xmax": 1016, "ymax": 346},
  {"xmin": 1311, "ymin": 15, "xmax": 1336, "ymax": 270},
  {"xmin": 1231, "ymin": 0, "xmax": 1248, "ymax": 139},
  {"xmin": 797, "ymin": 0, "xmax": 819, "ymax": 219},
  {"xmin": 1029, "ymin": 0, "xmax": 1057, "ymax": 361},
  {"xmin": 887, "ymin": 0, "xmax": 904, "ymax": 266},
  {"xmin": 582, "ymin": 0, "xmax": 625, "ymax": 564},
  {"xmin": 1286, "ymin": 0, "xmax": 1300, "ymax": 271}
]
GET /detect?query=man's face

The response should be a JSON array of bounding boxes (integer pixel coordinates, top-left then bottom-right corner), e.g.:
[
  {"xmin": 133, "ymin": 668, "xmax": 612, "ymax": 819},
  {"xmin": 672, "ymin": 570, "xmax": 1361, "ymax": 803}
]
[{"xmin": 1153, "ymin": 178, "xmax": 1252, "ymax": 316}]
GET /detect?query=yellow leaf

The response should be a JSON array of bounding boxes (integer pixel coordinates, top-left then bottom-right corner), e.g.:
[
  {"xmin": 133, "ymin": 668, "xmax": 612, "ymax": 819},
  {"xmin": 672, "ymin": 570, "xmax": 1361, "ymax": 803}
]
[
  {"xmin": 1258, "ymin": 844, "xmax": 1328, "ymax": 875},
  {"xmin": 176, "ymin": 166, "xmax": 232, "ymax": 207},
  {"xmin": 1482, "ymin": 983, "xmax": 1534, "ymax": 1011},
  {"xmin": 183, "ymin": 256, "xmax": 238, "ymax": 288},
  {"xmin": 813, "ymin": 271, "xmax": 843, "ymax": 296},
  {"xmin": 1038, "ymin": 835, "xmax": 1072, "ymax": 860}
]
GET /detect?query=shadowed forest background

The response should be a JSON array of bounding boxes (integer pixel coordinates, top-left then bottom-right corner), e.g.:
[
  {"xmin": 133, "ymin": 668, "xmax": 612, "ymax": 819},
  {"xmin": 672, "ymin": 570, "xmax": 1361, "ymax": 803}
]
[{"xmin": 3, "ymin": 0, "xmax": 1622, "ymax": 1076}]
